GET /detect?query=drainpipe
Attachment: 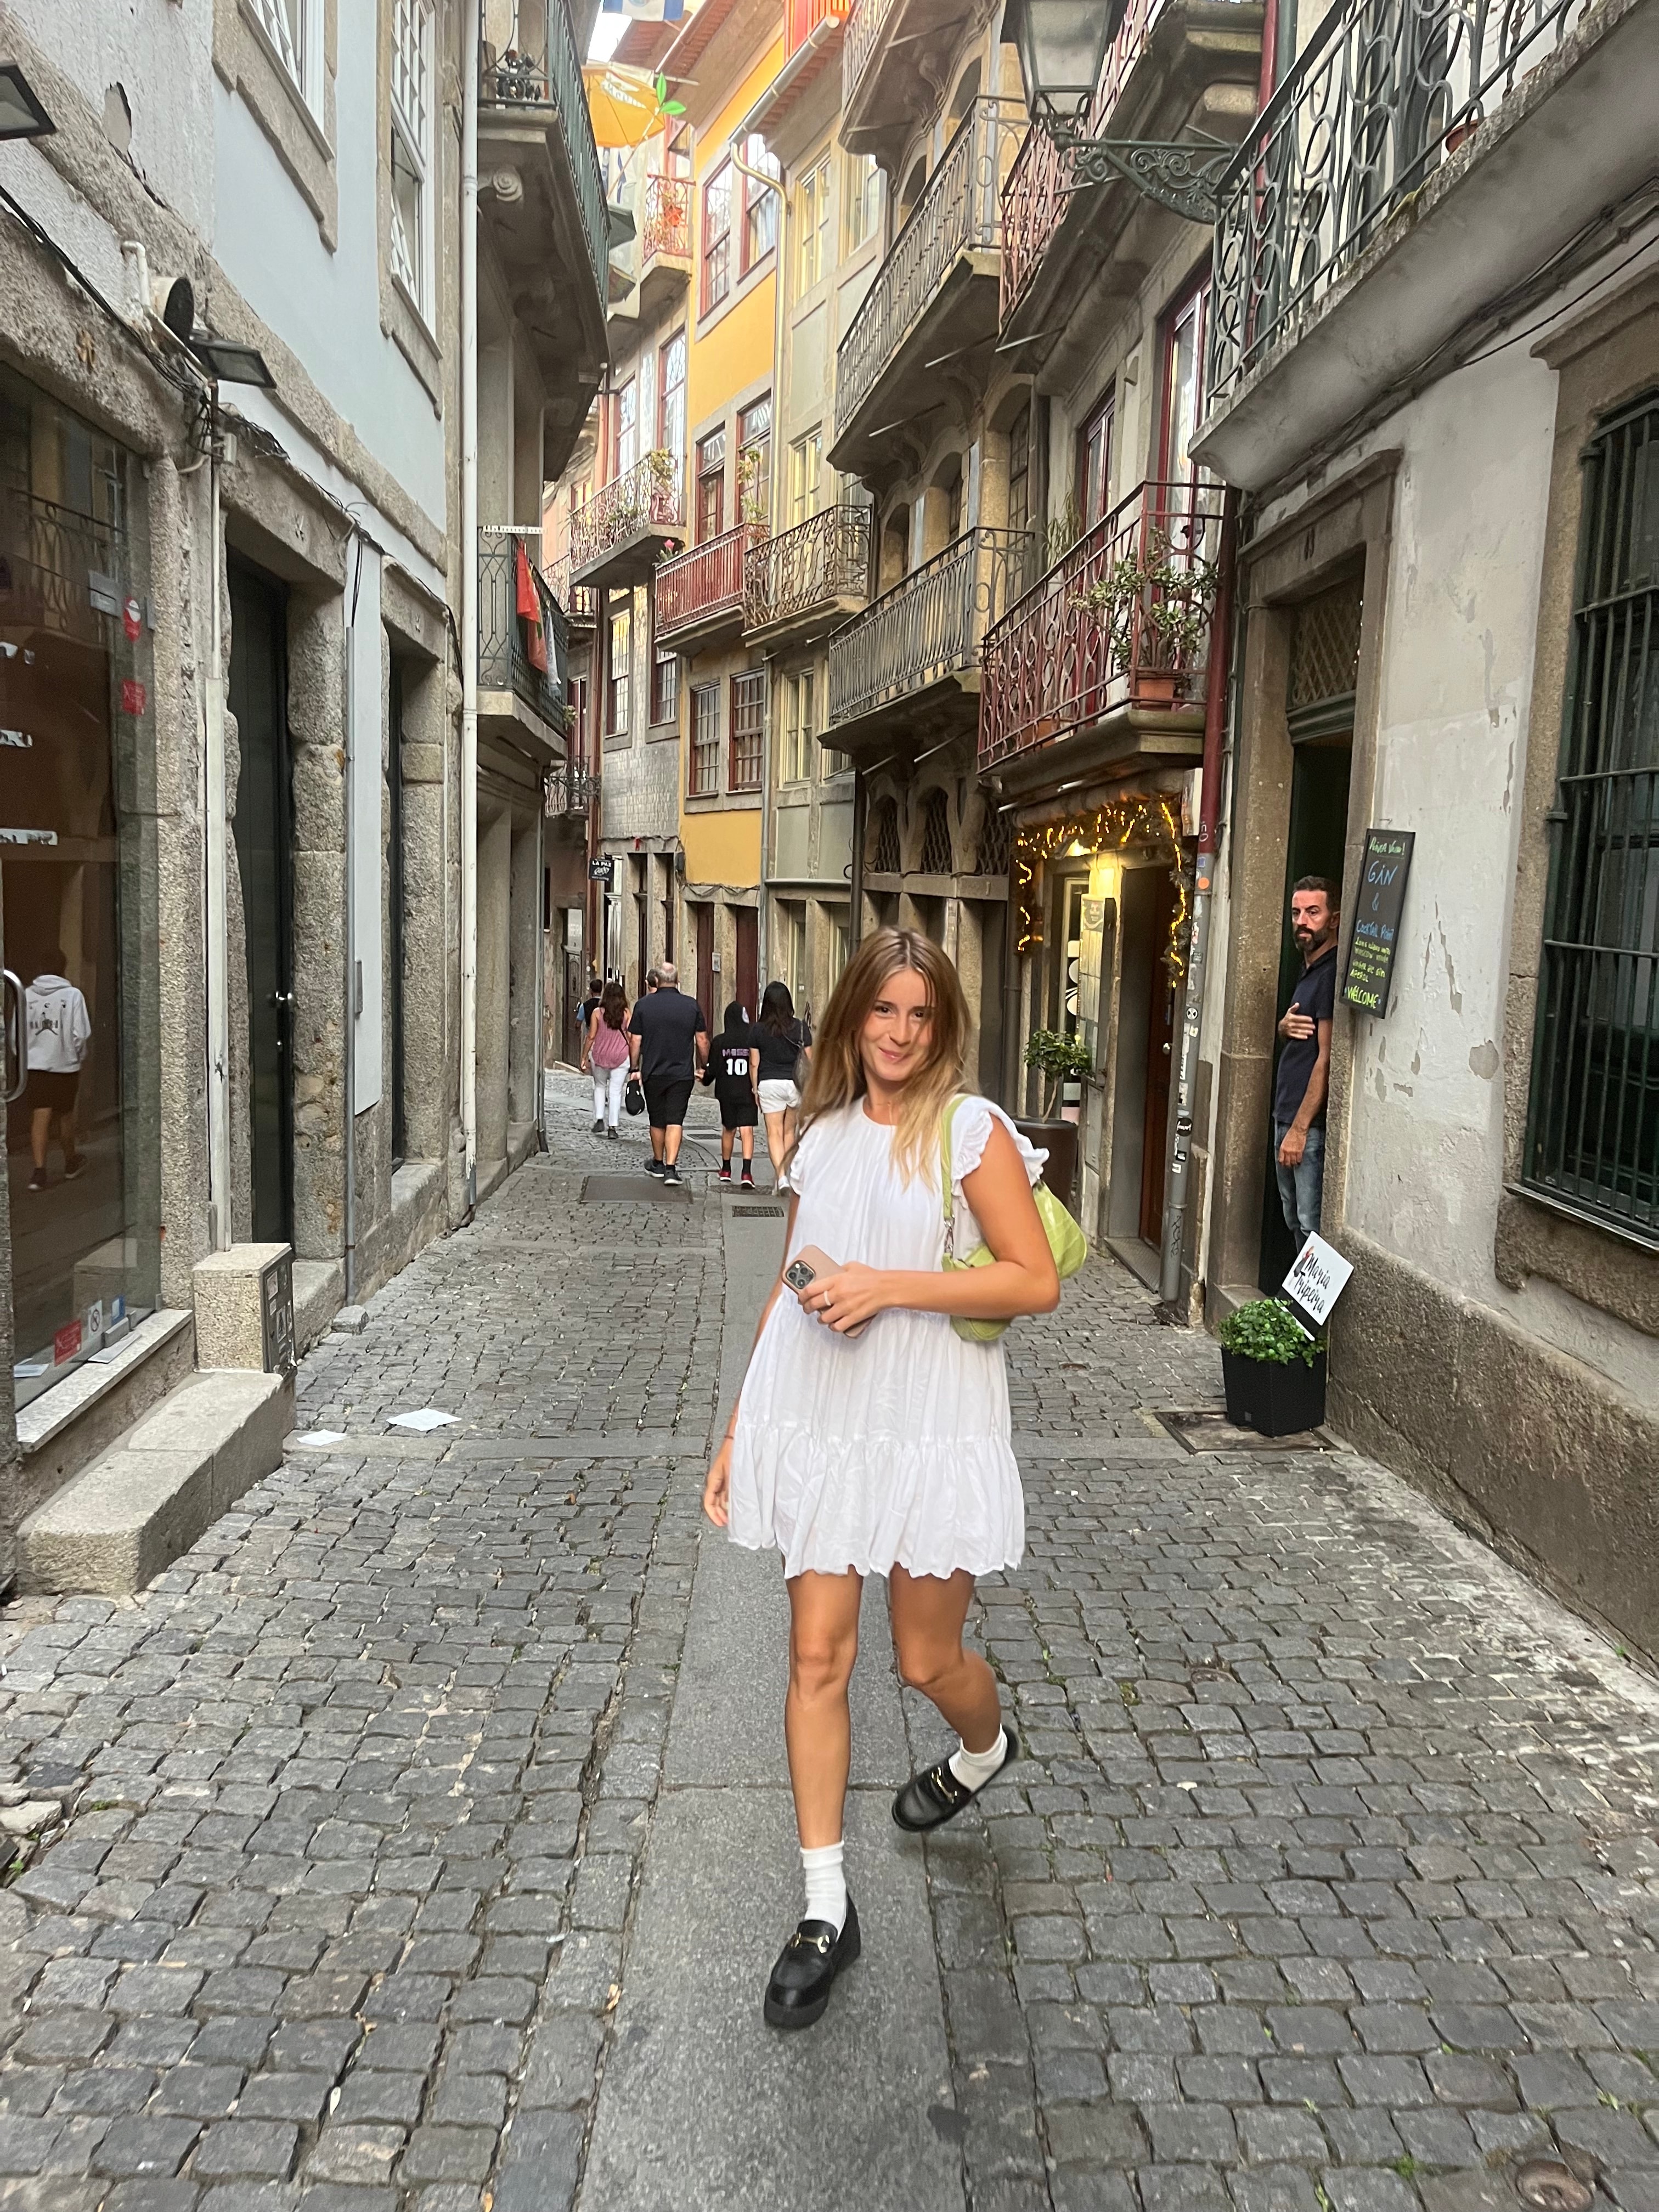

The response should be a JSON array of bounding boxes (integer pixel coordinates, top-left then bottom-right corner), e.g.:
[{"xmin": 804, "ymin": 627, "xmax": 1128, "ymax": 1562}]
[
  {"xmin": 460, "ymin": 0, "xmax": 479, "ymax": 1211},
  {"xmin": 849, "ymin": 768, "xmax": 867, "ymax": 949},
  {"xmin": 1158, "ymin": 490, "xmax": 1239, "ymax": 1312},
  {"xmin": 731, "ymin": 139, "xmax": 786, "ymax": 985}
]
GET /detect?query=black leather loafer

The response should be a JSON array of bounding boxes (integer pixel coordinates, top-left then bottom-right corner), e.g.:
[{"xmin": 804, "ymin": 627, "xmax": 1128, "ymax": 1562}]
[
  {"xmin": 763, "ymin": 1896, "xmax": 861, "ymax": 2030},
  {"xmin": 892, "ymin": 1728, "xmax": 1019, "ymax": 1832}
]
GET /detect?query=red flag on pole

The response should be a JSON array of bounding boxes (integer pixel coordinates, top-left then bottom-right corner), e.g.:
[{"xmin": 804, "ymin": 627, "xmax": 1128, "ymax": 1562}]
[{"xmin": 514, "ymin": 540, "xmax": 540, "ymax": 619}]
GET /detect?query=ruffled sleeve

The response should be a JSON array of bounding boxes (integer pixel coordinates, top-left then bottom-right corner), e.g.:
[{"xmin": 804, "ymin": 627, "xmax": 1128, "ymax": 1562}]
[
  {"xmin": 948, "ymin": 1096, "xmax": 1047, "ymax": 1192},
  {"xmin": 786, "ymin": 1116, "xmax": 821, "ymax": 1201}
]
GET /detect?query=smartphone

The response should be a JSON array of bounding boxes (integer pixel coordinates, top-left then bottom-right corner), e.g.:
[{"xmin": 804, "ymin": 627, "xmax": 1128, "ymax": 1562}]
[{"xmin": 783, "ymin": 1246, "xmax": 868, "ymax": 1338}]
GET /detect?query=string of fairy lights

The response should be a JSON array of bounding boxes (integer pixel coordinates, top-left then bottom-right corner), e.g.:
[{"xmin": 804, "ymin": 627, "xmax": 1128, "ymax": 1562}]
[{"xmin": 1011, "ymin": 794, "xmax": 1189, "ymax": 977}]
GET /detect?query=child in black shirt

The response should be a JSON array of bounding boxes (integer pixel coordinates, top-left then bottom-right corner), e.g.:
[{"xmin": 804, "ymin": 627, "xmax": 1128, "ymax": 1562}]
[{"xmin": 703, "ymin": 1001, "xmax": 760, "ymax": 1187}]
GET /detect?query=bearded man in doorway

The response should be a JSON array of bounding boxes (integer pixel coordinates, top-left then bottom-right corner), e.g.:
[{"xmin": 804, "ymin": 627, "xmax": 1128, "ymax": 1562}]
[{"xmin": 1274, "ymin": 877, "xmax": 1340, "ymax": 1243}]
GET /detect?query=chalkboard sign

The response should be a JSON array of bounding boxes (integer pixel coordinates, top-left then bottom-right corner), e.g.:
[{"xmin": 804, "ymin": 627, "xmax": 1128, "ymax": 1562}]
[{"xmin": 1343, "ymin": 827, "xmax": 1415, "ymax": 1016}]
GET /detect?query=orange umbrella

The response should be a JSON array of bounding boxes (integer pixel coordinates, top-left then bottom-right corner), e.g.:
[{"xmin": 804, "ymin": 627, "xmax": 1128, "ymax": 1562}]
[{"xmin": 583, "ymin": 64, "xmax": 684, "ymax": 148}]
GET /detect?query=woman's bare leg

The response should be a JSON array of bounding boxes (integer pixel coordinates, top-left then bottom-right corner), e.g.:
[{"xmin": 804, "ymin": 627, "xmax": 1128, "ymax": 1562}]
[
  {"xmin": 763, "ymin": 1109, "xmax": 789, "ymax": 1183},
  {"xmin": 889, "ymin": 1567, "xmax": 1001, "ymax": 1752},
  {"xmin": 785, "ymin": 1569, "xmax": 863, "ymax": 1847}
]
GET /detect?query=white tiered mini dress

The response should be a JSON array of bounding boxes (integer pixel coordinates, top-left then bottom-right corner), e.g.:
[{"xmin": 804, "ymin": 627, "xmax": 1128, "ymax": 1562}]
[{"xmin": 727, "ymin": 1094, "xmax": 1047, "ymax": 1581}]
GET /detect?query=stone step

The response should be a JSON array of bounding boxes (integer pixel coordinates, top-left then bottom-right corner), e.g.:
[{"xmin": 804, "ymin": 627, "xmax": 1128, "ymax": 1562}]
[{"xmin": 17, "ymin": 1368, "xmax": 294, "ymax": 1596}]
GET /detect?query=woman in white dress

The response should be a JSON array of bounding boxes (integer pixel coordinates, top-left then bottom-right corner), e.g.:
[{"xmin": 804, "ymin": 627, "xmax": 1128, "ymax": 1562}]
[{"xmin": 703, "ymin": 928, "xmax": 1060, "ymax": 2030}]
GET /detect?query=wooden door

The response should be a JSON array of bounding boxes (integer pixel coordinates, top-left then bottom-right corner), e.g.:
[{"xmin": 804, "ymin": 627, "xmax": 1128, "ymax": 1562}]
[
  {"xmin": 1138, "ymin": 866, "xmax": 1178, "ymax": 1244},
  {"xmin": 735, "ymin": 906, "xmax": 758, "ymax": 1020}
]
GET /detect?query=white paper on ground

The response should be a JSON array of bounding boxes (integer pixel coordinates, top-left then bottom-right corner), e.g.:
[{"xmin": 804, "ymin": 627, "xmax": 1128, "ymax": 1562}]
[
  {"xmin": 387, "ymin": 1408, "xmax": 461, "ymax": 1432},
  {"xmin": 292, "ymin": 1430, "xmax": 348, "ymax": 1448}
]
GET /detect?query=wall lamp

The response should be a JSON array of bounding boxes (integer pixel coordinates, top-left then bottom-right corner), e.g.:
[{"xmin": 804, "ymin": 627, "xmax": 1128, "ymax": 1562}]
[{"xmin": 1002, "ymin": 0, "xmax": 1233, "ymax": 224}]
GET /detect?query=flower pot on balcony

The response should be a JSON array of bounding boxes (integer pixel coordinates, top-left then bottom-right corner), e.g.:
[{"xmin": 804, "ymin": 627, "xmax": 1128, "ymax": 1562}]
[
  {"xmin": 1132, "ymin": 669, "xmax": 1182, "ymax": 708},
  {"xmin": 1014, "ymin": 1119, "xmax": 1079, "ymax": 1211},
  {"xmin": 1221, "ymin": 1346, "xmax": 1327, "ymax": 1437}
]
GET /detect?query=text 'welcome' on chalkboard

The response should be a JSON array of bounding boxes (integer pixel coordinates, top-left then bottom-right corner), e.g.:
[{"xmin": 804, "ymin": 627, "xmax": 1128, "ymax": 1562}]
[{"xmin": 1342, "ymin": 827, "xmax": 1415, "ymax": 1017}]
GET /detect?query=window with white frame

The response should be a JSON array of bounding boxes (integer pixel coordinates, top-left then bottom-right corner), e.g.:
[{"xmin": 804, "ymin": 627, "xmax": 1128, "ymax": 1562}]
[
  {"xmin": 782, "ymin": 669, "xmax": 815, "ymax": 783},
  {"xmin": 776, "ymin": 900, "xmax": 806, "ymax": 1000},
  {"xmin": 390, "ymin": 0, "xmax": 435, "ymax": 320},
  {"xmin": 843, "ymin": 151, "xmax": 882, "ymax": 256},
  {"xmin": 788, "ymin": 430, "xmax": 822, "ymax": 525},
  {"xmin": 249, "ymin": 0, "xmax": 323, "ymax": 111}
]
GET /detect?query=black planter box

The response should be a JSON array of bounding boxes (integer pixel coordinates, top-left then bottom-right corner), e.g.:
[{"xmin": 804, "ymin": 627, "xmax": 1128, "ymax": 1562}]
[{"xmin": 1221, "ymin": 1347, "xmax": 1327, "ymax": 1437}]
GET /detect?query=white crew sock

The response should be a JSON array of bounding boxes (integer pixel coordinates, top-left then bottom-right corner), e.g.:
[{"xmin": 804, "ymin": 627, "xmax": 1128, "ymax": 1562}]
[
  {"xmin": 800, "ymin": 1841, "xmax": 847, "ymax": 1934},
  {"xmin": 949, "ymin": 1726, "xmax": 1008, "ymax": 1793}
]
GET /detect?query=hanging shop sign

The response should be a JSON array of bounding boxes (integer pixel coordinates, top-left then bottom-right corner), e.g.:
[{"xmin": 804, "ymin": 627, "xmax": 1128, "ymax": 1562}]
[
  {"xmin": 1342, "ymin": 827, "xmax": 1414, "ymax": 1016},
  {"xmin": 589, "ymin": 855, "xmax": 615, "ymax": 883}
]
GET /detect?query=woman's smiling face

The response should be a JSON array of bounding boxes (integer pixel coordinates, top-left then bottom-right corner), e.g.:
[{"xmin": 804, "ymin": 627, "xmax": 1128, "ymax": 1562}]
[{"xmin": 859, "ymin": 964, "xmax": 934, "ymax": 1091}]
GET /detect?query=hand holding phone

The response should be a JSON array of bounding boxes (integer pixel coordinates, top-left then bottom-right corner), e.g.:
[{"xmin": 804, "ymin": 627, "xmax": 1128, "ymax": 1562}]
[{"xmin": 783, "ymin": 1246, "xmax": 869, "ymax": 1338}]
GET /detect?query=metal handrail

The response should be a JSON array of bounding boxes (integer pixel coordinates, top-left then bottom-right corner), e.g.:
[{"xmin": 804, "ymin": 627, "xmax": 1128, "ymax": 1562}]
[
  {"xmin": 827, "ymin": 527, "xmax": 1034, "ymax": 728},
  {"xmin": 1206, "ymin": 0, "xmax": 1592, "ymax": 409},
  {"xmin": 744, "ymin": 505, "xmax": 871, "ymax": 630},
  {"xmin": 569, "ymin": 453, "xmax": 685, "ymax": 572},
  {"xmin": 654, "ymin": 522, "xmax": 760, "ymax": 639},
  {"xmin": 834, "ymin": 99, "xmax": 1023, "ymax": 441},
  {"xmin": 479, "ymin": 530, "xmax": 567, "ymax": 726},
  {"xmin": 480, "ymin": 0, "xmax": 608, "ymax": 302},
  {"xmin": 978, "ymin": 482, "xmax": 1225, "ymax": 770}
]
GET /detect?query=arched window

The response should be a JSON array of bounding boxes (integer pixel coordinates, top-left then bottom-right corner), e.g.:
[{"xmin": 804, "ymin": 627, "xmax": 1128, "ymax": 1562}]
[
  {"xmin": 919, "ymin": 789, "xmax": 954, "ymax": 876},
  {"xmin": 869, "ymin": 797, "xmax": 901, "ymax": 874}
]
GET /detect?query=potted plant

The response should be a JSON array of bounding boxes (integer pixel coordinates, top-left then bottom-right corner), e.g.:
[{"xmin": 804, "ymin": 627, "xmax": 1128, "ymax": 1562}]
[
  {"xmin": 1072, "ymin": 528, "xmax": 1221, "ymax": 707},
  {"xmin": 1217, "ymin": 1297, "xmax": 1326, "ymax": 1436},
  {"xmin": 1018, "ymin": 1029, "xmax": 1093, "ymax": 1210}
]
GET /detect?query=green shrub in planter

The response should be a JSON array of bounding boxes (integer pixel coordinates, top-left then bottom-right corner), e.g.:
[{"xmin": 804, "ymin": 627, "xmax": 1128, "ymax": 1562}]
[
  {"xmin": 1217, "ymin": 1297, "xmax": 1325, "ymax": 1436},
  {"xmin": 1024, "ymin": 1028, "xmax": 1092, "ymax": 1116}
]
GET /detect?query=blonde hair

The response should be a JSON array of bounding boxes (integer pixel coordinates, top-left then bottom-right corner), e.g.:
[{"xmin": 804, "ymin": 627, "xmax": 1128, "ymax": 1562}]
[{"xmin": 797, "ymin": 928, "xmax": 968, "ymax": 1182}]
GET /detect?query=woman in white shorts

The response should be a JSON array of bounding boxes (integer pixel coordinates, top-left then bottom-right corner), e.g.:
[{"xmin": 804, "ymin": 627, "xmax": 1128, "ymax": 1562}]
[
  {"xmin": 755, "ymin": 980, "xmax": 811, "ymax": 1191},
  {"xmin": 703, "ymin": 929, "xmax": 1059, "ymax": 2033}
]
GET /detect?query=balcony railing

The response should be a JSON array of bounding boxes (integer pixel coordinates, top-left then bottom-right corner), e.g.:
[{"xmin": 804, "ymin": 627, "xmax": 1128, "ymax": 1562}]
[
  {"xmin": 1206, "ymin": 0, "xmax": 1590, "ymax": 409},
  {"xmin": 479, "ymin": 531, "xmax": 567, "ymax": 727},
  {"xmin": 978, "ymin": 482, "xmax": 1225, "ymax": 770},
  {"xmin": 745, "ymin": 505, "xmax": 871, "ymax": 631},
  {"xmin": 545, "ymin": 553, "xmax": 599, "ymax": 628},
  {"xmin": 654, "ymin": 523, "xmax": 758, "ymax": 641},
  {"xmin": 828, "ymin": 527, "xmax": 1034, "ymax": 730},
  {"xmin": 569, "ymin": 453, "xmax": 684, "ymax": 573},
  {"xmin": 834, "ymin": 99, "xmax": 1020, "ymax": 441},
  {"xmin": 842, "ymin": 0, "xmax": 898, "ymax": 109},
  {"xmin": 546, "ymin": 761, "xmax": 598, "ymax": 815},
  {"xmin": 480, "ymin": 0, "xmax": 607, "ymax": 301},
  {"xmin": 641, "ymin": 173, "xmax": 692, "ymax": 267},
  {"xmin": 1001, "ymin": 0, "xmax": 1173, "ymax": 326},
  {"xmin": 789, "ymin": 0, "xmax": 849, "ymax": 55}
]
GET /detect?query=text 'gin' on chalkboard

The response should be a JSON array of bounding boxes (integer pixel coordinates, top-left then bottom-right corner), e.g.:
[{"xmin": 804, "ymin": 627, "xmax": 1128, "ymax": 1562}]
[{"xmin": 1342, "ymin": 828, "xmax": 1415, "ymax": 1017}]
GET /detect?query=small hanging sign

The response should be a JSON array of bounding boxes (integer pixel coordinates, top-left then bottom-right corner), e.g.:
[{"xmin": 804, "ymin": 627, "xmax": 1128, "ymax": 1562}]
[
  {"xmin": 1282, "ymin": 1232, "xmax": 1354, "ymax": 1331},
  {"xmin": 1342, "ymin": 827, "xmax": 1415, "ymax": 1016}
]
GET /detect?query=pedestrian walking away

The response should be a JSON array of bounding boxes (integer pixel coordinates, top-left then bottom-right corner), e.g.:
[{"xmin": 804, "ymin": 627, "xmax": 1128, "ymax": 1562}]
[
  {"xmin": 25, "ymin": 952, "xmax": 91, "ymax": 1190},
  {"xmin": 1273, "ymin": 876, "xmax": 1339, "ymax": 1242},
  {"xmin": 584, "ymin": 979, "xmax": 631, "ymax": 1137},
  {"xmin": 704, "ymin": 998, "xmax": 760, "ymax": 1186},
  {"xmin": 702, "ymin": 928, "xmax": 1062, "ymax": 2032},
  {"xmin": 755, "ymin": 979, "xmax": 812, "ymax": 1193},
  {"xmin": 628, "ymin": 959, "xmax": 708, "ymax": 1185}
]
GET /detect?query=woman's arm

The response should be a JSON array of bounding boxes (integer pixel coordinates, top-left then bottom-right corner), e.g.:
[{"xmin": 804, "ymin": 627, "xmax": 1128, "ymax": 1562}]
[
  {"xmin": 582, "ymin": 1006, "xmax": 599, "ymax": 1070},
  {"xmin": 802, "ymin": 1120, "xmax": 1060, "ymax": 1335},
  {"xmin": 703, "ymin": 1191, "xmax": 801, "ymax": 1526},
  {"xmin": 748, "ymin": 1047, "xmax": 760, "ymax": 1091}
]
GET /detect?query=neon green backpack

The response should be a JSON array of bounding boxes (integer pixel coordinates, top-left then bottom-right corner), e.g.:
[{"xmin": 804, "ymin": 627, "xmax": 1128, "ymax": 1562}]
[{"xmin": 939, "ymin": 1095, "xmax": 1087, "ymax": 1344}]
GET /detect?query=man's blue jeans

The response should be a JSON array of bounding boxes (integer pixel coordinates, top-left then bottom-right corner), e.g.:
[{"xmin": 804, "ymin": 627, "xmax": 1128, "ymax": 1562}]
[{"xmin": 1274, "ymin": 1121, "xmax": 1324, "ymax": 1245}]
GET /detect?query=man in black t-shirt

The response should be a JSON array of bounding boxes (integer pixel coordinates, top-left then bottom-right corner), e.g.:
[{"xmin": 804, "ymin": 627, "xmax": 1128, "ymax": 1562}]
[
  {"xmin": 628, "ymin": 960, "xmax": 708, "ymax": 1186},
  {"xmin": 1273, "ymin": 876, "xmax": 1340, "ymax": 1243}
]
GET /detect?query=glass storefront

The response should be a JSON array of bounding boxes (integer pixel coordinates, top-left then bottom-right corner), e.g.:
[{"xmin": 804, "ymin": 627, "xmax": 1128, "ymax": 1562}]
[{"xmin": 0, "ymin": 367, "xmax": 161, "ymax": 1409}]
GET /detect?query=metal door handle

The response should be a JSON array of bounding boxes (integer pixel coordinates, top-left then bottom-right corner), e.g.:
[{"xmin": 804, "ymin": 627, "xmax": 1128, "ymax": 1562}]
[
  {"xmin": 269, "ymin": 990, "xmax": 297, "ymax": 1009},
  {"xmin": 2, "ymin": 970, "xmax": 25, "ymax": 1103}
]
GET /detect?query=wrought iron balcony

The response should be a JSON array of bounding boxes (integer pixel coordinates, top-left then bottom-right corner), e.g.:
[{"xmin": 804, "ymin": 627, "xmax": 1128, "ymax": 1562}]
[
  {"xmin": 479, "ymin": 531, "xmax": 567, "ymax": 732},
  {"xmin": 569, "ymin": 453, "xmax": 685, "ymax": 589},
  {"xmin": 744, "ymin": 506, "xmax": 871, "ymax": 643},
  {"xmin": 827, "ymin": 527, "xmax": 1034, "ymax": 741},
  {"xmin": 641, "ymin": 175, "xmax": 692, "ymax": 276},
  {"xmin": 479, "ymin": 0, "xmax": 607, "ymax": 303},
  {"xmin": 547, "ymin": 760, "xmax": 598, "ymax": 815},
  {"xmin": 545, "ymin": 554, "xmax": 599, "ymax": 634},
  {"xmin": 653, "ymin": 523, "xmax": 760, "ymax": 645},
  {"xmin": 832, "ymin": 100, "xmax": 1022, "ymax": 475},
  {"xmin": 978, "ymin": 483, "xmax": 1225, "ymax": 776},
  {"xmin": 1206, "ymin": 0, "xmax": 1592, "ymax": 422}
]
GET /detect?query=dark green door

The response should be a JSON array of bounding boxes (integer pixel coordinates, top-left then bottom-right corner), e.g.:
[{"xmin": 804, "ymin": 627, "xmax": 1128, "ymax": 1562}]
[
  {"xmin": 228, "ymin": 561, "xmax": 294, "ymax": 1248},
  {"xmin": 1259, "ymin": 735, "xmax": 1351, "ymax": 1290}
]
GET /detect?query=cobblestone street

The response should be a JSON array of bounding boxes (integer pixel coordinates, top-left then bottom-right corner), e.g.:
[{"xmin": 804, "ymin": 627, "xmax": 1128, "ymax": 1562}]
[{"xmin": 0, "ymin": 1076, "xmax": 1654, "ymax": 2212}]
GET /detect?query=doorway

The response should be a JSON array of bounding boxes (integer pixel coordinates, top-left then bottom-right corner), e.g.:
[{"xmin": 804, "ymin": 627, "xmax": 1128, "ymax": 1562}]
[
  {"xmin": 1258, "ymin": 735, "xmax": 1352, "ymax": 1289},
  {"xmin": 228, "ymin": 559, "xmax": 295, "ymax": 1248},
  {"xmin": 1107, "ymin": 862, "xmax": 1176, "ymax": 1283},
  {"xmin": 388, "ymin": 659, "xmax": 407, "ymax": 1169},
  {"xmin": 693, "ymin": 902, "xmax": 714, "ymax": 1025},
  {"xmin": 735, "ymin": 905, "xmax": 758, "ymax": 1020}
]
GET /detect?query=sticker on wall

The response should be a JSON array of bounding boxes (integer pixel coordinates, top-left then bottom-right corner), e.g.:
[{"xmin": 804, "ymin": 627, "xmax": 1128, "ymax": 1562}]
[
  {"xmin": 121, "ymin": 679, "xmax": 147, "ymax": 716},
  {"xmin": 53, "ymin": 1319, "xmax": 83, "ymax": 1367},
  {"xmin": 123, "ymin": 597, "xmax": 143, "ymax": 641}
]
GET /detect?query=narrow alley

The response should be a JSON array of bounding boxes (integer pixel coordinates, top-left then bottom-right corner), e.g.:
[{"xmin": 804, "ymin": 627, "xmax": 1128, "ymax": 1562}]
[{"xmin": 0, "ymin": 1085, "xmax": 1653, "ymax": 2212}]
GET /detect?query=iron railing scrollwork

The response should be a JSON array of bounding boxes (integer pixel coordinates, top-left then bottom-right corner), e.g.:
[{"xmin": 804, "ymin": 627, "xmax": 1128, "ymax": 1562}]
[
  {"xmin": 834, "ymin": 99, "xmax": 1023, "ymax": 441},
  {"xmin": 654, "ymin": 523, "xmax": 760, "ymax": 640},
  {"xmin": 978, "ymin": 482, "xmax": 1226, "ymax": 771},
  {"xmin": 641, "ymin": 174, "xmax": 692, "ymax": 266},
  {"xmin": 478, "ymin": 531, "xmax": 568, "ymax": 727},
  {"xmin": 480, "ymin": 0, "xmax": 608, "ymax": 303},
  {"xmin": 547, "ymin": 761, "xmax": 598, "ymax": 815},
  {"xmin": 569, "ymin": 453, "xmax": 685, "ymax": 573},
  {"xmin": 545, "ymin": 554, "xmax": 599, "ymax": 628},
  {"xmin": 827, "ymin": 527, "xmax": 1034, "ymax": 729},
  {"xmin": 842, "ymin": 0, "xmax": 898, "ymax": 111},
  {"xmin": 744, "ymin": 506, "xmax": 871, "ymax": 631},
  {"xmin": 1206, "ymin": 0, "xmax": 1591, "ymax": 409}
]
